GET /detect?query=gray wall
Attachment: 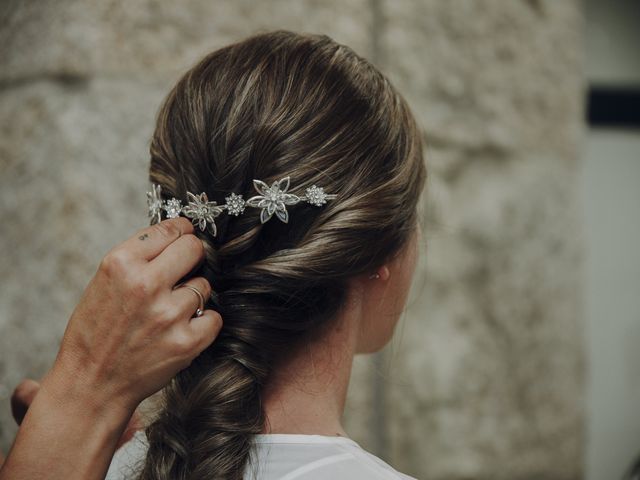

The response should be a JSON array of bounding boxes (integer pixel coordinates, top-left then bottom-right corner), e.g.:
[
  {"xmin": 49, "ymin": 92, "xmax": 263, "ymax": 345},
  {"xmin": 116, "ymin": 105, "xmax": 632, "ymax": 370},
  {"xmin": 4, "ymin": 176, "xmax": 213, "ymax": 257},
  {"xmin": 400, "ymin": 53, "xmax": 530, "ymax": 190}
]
[{"xmin": 0, "ymin": 1, "xmax": 586, "ymax": 479}]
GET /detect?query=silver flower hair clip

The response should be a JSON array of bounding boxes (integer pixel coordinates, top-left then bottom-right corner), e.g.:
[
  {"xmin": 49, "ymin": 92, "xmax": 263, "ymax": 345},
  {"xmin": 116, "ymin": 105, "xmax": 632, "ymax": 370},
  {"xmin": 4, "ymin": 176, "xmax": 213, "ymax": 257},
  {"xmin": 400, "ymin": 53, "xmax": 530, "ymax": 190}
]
[{"xmin": 146, "ymin": 176, "xmax": 337, "ymax": 237}]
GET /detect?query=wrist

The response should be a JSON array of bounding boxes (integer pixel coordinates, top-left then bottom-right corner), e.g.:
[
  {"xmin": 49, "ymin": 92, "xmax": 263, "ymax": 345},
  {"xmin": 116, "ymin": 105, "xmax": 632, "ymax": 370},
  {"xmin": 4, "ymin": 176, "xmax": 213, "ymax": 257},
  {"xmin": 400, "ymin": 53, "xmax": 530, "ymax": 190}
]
[
  {"xmin": 41, "ymin": 360, "xmax": 139, "ymax": 427},
  {"xmin": 2, "ymin": 367, "xmax": 138, "ymax": 480}
]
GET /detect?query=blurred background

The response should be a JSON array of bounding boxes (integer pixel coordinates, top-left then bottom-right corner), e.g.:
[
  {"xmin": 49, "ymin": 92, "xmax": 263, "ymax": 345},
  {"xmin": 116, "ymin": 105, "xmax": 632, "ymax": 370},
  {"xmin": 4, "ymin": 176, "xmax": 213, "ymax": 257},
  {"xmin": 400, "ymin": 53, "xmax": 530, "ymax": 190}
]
[{"xmin": 0, "ymin": 1, "xmax": 638, "ymax": 479}]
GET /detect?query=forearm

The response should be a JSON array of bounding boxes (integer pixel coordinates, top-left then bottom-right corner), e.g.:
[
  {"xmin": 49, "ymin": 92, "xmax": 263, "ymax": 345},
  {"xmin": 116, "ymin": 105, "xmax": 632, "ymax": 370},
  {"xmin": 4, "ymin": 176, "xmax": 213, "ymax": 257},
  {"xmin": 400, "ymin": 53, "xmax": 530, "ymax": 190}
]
[{"xmin": 0, "ymin": 367, "xmax": 137, "ymax": 480}]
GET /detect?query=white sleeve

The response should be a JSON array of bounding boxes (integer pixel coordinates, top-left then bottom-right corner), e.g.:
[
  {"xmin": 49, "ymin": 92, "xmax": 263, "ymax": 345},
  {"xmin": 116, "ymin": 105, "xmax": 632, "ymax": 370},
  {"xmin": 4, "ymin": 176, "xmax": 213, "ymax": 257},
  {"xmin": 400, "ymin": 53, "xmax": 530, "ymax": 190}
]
[{"xmin": 105, "ymin": 430, "xmax": 148, "ymax": 480}]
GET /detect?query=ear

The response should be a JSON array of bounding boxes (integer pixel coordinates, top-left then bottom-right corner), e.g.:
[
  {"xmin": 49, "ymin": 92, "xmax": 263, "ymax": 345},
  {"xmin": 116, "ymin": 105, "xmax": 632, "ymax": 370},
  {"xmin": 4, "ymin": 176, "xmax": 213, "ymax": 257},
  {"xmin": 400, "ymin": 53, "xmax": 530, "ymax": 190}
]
[
  {"xmin": 367, "ymin": 265, "xmax": 390, "ymax": 281},
  {"xmin": 377, "ymin": 265, "xmax": 390, "ymax": 281},
  {"xmin": 351, "ymin": 264, "xmax": 390, "ymax": 292}
]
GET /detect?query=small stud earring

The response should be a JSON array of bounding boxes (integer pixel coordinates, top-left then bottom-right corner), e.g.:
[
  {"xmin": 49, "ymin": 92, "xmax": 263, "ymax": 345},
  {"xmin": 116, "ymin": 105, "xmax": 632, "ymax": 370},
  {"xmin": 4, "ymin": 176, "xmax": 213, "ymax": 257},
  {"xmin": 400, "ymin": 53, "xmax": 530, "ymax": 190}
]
[{"xmin": 368, "ymin": 273, "xmax": 380, "ymax": 279}]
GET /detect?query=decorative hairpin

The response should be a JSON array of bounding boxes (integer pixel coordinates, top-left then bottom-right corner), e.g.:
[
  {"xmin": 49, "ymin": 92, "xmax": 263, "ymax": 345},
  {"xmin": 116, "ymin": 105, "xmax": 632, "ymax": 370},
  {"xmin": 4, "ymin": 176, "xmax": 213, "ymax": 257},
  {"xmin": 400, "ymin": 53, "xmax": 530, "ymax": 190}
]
[{"xmin": 146, "ymin": 176, "xmax": 337, "ymax": 237}]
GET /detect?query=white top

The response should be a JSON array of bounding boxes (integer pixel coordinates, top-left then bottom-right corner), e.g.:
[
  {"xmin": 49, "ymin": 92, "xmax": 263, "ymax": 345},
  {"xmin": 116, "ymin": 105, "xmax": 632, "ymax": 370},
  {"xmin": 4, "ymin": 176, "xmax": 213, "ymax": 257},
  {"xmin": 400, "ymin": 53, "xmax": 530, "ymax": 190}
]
[{"xmin": 106, "ymin": 430, "xmax": 418, "ymax": 480}]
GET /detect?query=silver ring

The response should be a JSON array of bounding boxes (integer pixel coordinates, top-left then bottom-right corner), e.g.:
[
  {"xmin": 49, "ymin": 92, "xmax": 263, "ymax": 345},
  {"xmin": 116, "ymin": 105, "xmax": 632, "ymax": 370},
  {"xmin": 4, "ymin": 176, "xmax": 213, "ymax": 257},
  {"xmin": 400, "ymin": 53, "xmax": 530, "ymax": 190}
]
[{"xmin": 173, "ymin": 282, "xmax": 205, "ymax": 317}]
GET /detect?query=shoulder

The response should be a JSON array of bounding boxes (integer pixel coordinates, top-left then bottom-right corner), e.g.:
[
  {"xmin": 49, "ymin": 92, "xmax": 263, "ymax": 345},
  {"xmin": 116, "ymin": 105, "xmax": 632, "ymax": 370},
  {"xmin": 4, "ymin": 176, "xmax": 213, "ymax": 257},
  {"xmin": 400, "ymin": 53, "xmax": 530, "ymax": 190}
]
[
  {"xmin": 247, "ymin": 436, "xmax": 419, "ymax": 480},
  {"xmin": 105, "ymin": 431, "xmax": 420, "ymax": 480},
  {"xmin": 335, "ymin": 442, "xmax": 419, "ymax": 480}
]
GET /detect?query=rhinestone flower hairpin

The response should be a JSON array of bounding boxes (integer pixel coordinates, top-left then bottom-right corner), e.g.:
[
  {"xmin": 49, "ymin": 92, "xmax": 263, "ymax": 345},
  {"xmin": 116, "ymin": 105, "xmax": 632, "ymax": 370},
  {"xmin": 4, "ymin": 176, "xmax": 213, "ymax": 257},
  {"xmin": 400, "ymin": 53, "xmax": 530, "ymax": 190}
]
[{"xmin": 146, "ymin": 176, "xmax": 338, "ymax": 237}]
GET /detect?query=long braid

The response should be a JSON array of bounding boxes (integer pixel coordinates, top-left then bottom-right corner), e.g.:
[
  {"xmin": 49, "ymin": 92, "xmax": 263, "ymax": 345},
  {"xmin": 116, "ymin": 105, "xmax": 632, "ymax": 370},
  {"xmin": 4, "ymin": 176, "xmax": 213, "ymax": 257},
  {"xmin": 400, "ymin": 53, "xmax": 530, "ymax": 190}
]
[{"xmin": 143, "ymin": 351, "xmax": 266, "ymax": 478}]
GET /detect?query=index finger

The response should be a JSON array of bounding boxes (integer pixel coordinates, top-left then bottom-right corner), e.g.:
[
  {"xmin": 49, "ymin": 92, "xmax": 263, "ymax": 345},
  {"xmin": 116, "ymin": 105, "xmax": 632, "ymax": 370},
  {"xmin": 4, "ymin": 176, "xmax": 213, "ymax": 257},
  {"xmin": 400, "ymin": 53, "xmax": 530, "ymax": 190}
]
[{"xmin": 117, "ymin": 217, "xmax": 195, "ymax": 263}]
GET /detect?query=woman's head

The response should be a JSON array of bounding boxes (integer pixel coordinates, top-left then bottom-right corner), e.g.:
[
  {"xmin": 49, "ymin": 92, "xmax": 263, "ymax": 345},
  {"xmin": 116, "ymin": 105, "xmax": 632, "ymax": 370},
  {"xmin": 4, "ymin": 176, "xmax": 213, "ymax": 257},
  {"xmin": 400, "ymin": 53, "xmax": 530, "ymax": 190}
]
[{"xmin": 138, "ymin": 29, "xmax": 426, "ymax": 479}]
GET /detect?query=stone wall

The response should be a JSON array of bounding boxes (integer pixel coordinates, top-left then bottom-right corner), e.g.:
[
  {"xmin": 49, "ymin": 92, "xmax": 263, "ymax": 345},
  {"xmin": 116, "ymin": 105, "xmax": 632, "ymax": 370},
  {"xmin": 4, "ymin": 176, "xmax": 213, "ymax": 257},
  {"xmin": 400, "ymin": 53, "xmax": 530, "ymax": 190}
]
[{"xmin": 0, "ymin": 1, "xmax": 586, "ymax": 478}]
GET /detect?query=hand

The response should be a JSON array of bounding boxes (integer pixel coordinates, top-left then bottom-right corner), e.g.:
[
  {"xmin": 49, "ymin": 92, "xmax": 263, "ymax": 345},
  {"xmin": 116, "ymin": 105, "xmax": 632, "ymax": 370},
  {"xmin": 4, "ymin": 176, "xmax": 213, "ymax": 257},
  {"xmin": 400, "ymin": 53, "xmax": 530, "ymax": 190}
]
[
  {"xmin": 10, "ymin": 379, "xmax": 143, "ymax": 450},
  {"xmin": 44, "ymin": 217, "xmax": 223, "ymax": 415}
]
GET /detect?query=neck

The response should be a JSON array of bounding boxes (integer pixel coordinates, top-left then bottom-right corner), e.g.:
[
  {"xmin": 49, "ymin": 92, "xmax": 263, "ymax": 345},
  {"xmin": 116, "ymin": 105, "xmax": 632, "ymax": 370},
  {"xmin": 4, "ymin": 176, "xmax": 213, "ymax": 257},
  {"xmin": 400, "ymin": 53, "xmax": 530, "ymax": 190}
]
[{"xmin": 260, "ymin": 293, "xmax": 362, "ymax": 438}]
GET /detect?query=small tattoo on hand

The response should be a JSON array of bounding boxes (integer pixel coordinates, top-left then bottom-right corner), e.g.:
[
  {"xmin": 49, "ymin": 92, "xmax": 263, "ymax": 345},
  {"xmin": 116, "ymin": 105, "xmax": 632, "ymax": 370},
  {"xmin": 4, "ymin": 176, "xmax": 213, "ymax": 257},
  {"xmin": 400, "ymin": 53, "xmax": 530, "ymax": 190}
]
[{"xmin": 139, "ymin": 233, "xmax": 149, "ymax": 241}]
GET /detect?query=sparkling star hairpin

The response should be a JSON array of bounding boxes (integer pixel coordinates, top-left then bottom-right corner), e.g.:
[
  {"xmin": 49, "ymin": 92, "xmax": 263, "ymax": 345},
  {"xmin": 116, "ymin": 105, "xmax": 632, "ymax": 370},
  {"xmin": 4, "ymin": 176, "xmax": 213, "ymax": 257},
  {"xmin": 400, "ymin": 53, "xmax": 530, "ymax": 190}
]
[{"xmin": 146, "ymin": 176, "xmax": 338, "ymax": 237}]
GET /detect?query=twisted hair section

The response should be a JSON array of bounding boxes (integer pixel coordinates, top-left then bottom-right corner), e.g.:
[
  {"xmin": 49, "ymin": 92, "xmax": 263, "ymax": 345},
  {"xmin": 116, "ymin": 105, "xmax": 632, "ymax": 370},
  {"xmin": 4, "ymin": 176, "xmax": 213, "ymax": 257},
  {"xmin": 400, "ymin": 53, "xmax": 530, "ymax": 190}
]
[{"xmin": 134, "ymin": 29, "xmax": 426, "ymax": 480}]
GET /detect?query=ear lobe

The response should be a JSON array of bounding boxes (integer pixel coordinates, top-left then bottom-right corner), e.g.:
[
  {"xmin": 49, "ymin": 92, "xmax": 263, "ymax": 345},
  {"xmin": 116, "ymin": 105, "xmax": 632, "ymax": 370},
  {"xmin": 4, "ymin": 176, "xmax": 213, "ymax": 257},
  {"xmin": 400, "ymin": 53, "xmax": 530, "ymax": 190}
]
[
  {"xmin": 367, "ymin": 266, "xmax": 390, "ymax": 281},
  {"xmin": 379, "ymin": 265, "xmax": 390, "ymax": 281}
]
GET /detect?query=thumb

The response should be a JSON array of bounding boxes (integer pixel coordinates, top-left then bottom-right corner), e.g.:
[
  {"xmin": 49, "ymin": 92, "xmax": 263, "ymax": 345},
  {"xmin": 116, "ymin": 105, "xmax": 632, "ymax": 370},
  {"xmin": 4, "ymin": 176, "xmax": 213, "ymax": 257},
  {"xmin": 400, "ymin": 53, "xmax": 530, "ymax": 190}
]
[{"xmin": 11, "ymin": 379, "xmax": 41, "ymax": 425}]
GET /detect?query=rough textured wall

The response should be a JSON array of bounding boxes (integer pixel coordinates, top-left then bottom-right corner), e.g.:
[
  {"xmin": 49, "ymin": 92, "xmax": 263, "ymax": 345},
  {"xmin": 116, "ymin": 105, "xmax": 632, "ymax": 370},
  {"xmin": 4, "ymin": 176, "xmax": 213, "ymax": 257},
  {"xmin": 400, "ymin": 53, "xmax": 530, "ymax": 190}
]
[{"xmin": 0, "ymin": 1, "xmax": 585, "ymax": 479}]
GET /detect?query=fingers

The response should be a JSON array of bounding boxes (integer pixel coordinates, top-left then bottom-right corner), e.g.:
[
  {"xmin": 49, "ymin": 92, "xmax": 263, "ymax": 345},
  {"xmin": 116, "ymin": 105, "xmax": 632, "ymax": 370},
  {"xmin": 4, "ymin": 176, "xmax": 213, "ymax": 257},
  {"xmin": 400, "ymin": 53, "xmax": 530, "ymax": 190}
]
[
  {"xmin": 115, "ymin": 217, "xmax": 195, "ymax": 263},
  {"xmin": 156, "ymin": 277, "xmax": 221, "ymax": 359},
  {"xmin": 163, "ymin": 309, "xmax": 223, "ymax": 369},
  {"xmin": 186, "ymin": 310, "xmax": 224, "ymax": 353},
  {"xmin": 169, "ymin": 277, "xmax": 213, "ymax": 317},
  {"xmin": 11, "ymin": 379, "xmax": 40, "ymax": 426},
  {"xmin": 147, "ymin": 232, "xmax": 207, "ymax": 288}
]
